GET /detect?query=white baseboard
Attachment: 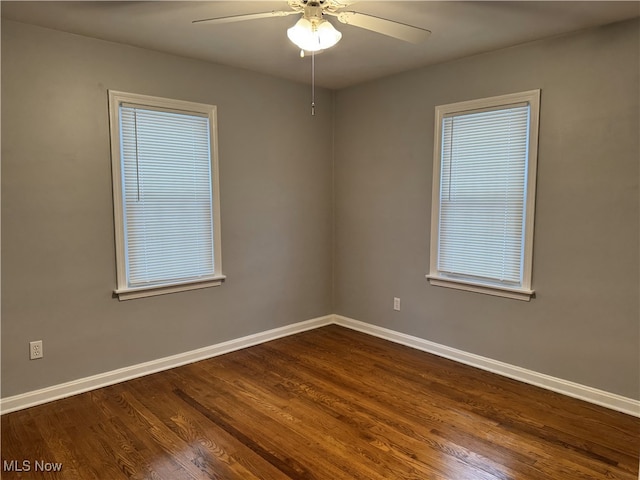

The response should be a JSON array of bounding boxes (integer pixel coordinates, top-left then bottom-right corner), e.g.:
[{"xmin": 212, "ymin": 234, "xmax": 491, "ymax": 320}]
[
  {"xmin": 2, "ymin": 313, "xmax": 638, "ymax": 418},
  {"xmin": 0, "ymin": 315, "xmax": 333, "ymax": 415},
  {"xmin": 333, "ymin": 315, "xmax": 640, "ymax": 418}
]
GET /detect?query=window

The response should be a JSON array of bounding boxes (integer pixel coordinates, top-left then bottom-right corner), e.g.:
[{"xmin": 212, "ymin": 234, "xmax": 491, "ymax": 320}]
[
  {"xmin": 108, "ymin": 91, "xmax": 224, "ymax": 300},
  {"xmin": 427, "ymin": 90, "xmax": 540, "ymax": 301}
]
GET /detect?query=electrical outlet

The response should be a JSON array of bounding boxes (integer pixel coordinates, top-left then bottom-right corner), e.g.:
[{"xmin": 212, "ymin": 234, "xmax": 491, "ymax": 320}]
[
  {"xmin": 393, "ymin": 297, "xmax": 401, "ymax": 311},
  {"xmin": 30, "ymin": 340, "xmax": 43, "ymax": 360}
]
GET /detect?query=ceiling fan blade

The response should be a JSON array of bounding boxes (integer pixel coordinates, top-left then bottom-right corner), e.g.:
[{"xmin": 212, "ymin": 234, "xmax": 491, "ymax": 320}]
[
  {"xmin": 193, "ymin": 10, "xmax": 297, "ymax": 25},
  {"xmin": 331, "ymin": 11, "xmax": 430, "ymax": 43}
]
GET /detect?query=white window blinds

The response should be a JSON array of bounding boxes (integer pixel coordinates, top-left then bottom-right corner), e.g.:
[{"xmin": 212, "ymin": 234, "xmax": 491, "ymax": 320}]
[
  {"xmin": 437, "ymin": 104, "xmax": 530, "ymax": 287},
  {"xmin": 119, "ymin": 105, "xmax": 216, "ymax": 287}
]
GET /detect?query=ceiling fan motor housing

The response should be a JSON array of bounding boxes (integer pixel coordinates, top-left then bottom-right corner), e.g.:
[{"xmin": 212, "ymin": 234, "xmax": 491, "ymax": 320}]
[{"xmin": 304, "ymin": 3, "xmax": 324, "ymax": 23}]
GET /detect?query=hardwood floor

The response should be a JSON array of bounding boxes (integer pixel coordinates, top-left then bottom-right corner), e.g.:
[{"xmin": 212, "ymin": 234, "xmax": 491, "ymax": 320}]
[{"xmin": 2, "ymin": 325, "xmax": 639, "ymax": 479}]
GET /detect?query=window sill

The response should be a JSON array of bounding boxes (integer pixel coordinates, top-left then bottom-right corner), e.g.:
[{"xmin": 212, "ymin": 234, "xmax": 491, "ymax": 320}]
[
  {"xmin": 426, "ymin": 275, "xmax": 534, "ymax": 301},
  {"xmin": 115, "ymin": 276, "xmax": 226, "ymax": 301}
]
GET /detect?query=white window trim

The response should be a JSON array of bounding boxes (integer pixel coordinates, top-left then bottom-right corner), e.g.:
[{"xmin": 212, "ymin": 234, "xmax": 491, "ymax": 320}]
[
  {"xmin": 426, "ymin": 90, "xmax": 540, "ymax": 301},
  {"xmin": 108, "ymin": 90, "xmax": 225, "ymax": 300}
]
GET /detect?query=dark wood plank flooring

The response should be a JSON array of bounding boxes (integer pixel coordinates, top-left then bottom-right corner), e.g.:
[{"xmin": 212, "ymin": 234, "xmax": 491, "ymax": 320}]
[{"xmin": 2, "ymin": 325, "xmax": 639, "ymax": 479}]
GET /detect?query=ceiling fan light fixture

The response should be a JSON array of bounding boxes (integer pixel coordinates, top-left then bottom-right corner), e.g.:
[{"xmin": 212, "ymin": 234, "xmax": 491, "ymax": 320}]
[{"xmin": 287, "ymin": 17, "xmax": 342, "ymax": 52}]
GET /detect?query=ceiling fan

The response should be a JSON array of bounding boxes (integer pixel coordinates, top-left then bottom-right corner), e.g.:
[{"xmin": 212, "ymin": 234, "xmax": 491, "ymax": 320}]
[
  {"xmin": 193, "ymin": 1, "xmax": 430, "ymax": 115},
  {"xmin": 193, "ymin": 0, "xmax": 431, "ymax": 53}
]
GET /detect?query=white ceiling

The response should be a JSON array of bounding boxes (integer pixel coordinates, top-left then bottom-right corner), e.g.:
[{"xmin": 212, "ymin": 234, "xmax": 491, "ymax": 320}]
[{"xmin": 2, "ymin": 1, "xmax": 639, "ymax": 89}]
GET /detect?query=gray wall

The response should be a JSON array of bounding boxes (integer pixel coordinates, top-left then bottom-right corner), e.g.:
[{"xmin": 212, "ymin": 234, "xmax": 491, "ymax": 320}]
[
  {"xmin": 334, "ymin": 18, "xmax": 639, "ymax": 399},
  {"xmin": 1, "ymin": 21, "xmax": 334, "ymax": 397}
]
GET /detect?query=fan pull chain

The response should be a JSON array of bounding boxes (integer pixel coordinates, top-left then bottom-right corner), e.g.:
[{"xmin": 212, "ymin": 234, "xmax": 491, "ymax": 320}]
[{"xmin": 311, "ymin": 50, "xmax": 316, "ymax": 116}]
